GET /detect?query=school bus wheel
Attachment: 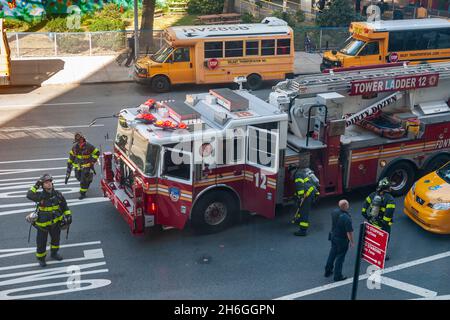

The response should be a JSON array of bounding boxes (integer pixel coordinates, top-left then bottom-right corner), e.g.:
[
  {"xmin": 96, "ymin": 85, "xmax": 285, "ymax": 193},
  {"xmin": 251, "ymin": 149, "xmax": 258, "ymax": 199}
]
[
  {"xmin": 191, "ymin": 190, "xmax": 239, "ymax": 234},
  {"xmin": 245, "ymin": 74, "xmax": 262, "ymax": 91},
  {"xmin": 151, "ymin": 75, "xmax": 171, "ymax": 93}
]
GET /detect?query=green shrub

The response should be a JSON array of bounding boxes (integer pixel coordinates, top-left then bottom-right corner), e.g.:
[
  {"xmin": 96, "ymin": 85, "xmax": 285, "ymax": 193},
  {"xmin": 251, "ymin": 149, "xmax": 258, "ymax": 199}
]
[
  {"xmin": 93, "ymin": 32, "xmax": 127, "ymax": 52},
  {"xmin": 241, "ymin": 12, "xmax": 258, "ymax": 24},
  {"xmin": 187, "ymin": 0, "xmax": 224, "ymax": 15},
  {"xmin": 295, "ymin": 10, "xmax": 305, "ymax": 23},
  {"xmin": 98, "ymin": 3, "xmax": 123, "ymax": 20},
  {"xmin": 3, "ymin": 18, "xmax": 30, "ymax": 31},
  {"xmin": 46, "ymin": 17, "xmax": 74, "ymax": 32},
  {"xmin": 88, "ymin": 18, "xmax": 126, "ymax": 32}
]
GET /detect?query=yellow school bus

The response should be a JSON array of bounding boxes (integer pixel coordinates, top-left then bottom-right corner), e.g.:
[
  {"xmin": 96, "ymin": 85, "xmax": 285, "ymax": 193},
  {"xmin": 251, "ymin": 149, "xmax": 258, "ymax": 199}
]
[
  {"xmin": 134, "ymin": 17, "xmax": 294, "ymax": 92},
  {"xmin": 321, "ymin": 18, "xmax": 450, "ymax": 71},
  {"xmin": 0, "ymin": 19, "xmax": 11, "ymax": 86}
]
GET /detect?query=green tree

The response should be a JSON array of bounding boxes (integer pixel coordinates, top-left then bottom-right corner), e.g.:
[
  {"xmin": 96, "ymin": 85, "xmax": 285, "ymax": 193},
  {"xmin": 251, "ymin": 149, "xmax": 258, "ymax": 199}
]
[
  {"xmin": 140, "ymin": 0, "xmax": 156, "ymax": 53},
  {"xmin": 316, "ymin": 0, "xmax": 356, "ymax": 27}
]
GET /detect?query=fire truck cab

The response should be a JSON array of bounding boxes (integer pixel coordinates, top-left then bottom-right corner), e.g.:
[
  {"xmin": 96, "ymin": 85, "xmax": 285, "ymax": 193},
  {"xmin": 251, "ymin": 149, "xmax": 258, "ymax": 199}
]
[{"xmin": 101, "ymin": 87, "xmax": 288, "ymax": 234}]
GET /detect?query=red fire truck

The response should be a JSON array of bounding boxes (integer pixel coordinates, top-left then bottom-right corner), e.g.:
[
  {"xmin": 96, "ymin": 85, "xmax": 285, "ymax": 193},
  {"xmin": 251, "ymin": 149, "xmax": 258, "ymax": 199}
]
[{"xmin": 101, "ymin": 63, "xmax": 450, "ymax": 235}]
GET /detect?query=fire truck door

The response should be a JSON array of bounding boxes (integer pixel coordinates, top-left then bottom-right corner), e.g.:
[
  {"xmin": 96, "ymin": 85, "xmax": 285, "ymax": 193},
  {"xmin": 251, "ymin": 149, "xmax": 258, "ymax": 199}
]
[
  {"xmin": 158, "ymin": 147, "xmax": 194, "ymax": 229},
  {"xmin": 243, "ymin": 126, "xmax": 279, "ymax": 219}
]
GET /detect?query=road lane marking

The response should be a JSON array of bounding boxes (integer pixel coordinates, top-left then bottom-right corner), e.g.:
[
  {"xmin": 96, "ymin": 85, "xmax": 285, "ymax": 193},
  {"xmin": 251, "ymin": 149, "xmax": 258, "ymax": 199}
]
[
  {"xmin": 0, "ymin": 124, "xmax": 103, "ymax": 132},
  {"xmin": 274, "ymin": 250, "xmax": 450, "ymax": 300},
  {"xmin": 0, "ymin": 167, "xmax": 66, "ymax": 176},
  {"xmin": 413, "ymin": 295, "xmax": 450, "ymax": 300},
  {"xmin": 0, "ymin": 241, "xmax": 101, "ymax": 254},
  {"xmin": 0, "ymin": 174, "xmax": 66, "ymax": 183},
  {"xmin": 0, "ymin": 197, "xmax": 110, "ymax": 216},
  {"xmin": 0, "ymin": 181, "xmax": 79, "ymax": 191},
  {"xmin": 380, "ymin": 276, "xmax": 437, "ymax": 298},
  {"xmin": 0, "ymin": 102, "xmax": 95, "ymax": 109}
]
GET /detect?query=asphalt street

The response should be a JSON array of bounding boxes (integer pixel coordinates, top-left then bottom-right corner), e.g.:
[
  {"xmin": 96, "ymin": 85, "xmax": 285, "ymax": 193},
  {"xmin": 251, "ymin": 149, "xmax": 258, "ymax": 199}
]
[{"xmin": 0, "ymin": 82, "xmax": 449, "ymax": 300}]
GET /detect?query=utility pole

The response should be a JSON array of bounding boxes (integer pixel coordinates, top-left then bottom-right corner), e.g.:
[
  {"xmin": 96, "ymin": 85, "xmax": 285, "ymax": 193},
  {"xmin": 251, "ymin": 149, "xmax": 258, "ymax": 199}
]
[{"xmin": 134, "ymin": 0, "xmax": 139, "ymax": 59}]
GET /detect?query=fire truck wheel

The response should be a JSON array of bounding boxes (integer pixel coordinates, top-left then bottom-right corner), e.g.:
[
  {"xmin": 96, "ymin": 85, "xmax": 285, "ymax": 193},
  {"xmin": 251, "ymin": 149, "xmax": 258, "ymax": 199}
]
[
  {"xmin": 245, "ymin": 74, "xmax": 262, "ymax": 91},
  {"xmin": 191, "ymin": 191, "xmax": 238, "ymax": 234},
  {"xmin": 424, "ymin": 154, "xmax": 450, "ymax": 175},
  {"xmin": 151, "ymin": 75, "xmax": 171, "ymax": 93},
  {"xmin": 382, "ymin": 161, "xmax": 416, "ymax": 196}
]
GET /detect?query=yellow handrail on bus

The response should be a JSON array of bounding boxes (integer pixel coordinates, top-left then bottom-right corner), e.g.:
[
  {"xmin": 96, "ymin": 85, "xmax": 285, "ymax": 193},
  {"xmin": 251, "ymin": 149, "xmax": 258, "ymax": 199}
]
[{"xmin": 0, "ymin": 19, "xmax": 12, "ymax": 86}]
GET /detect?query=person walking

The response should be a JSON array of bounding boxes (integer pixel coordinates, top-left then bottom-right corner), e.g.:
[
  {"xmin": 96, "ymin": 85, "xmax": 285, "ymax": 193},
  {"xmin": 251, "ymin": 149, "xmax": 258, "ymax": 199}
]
[
  {"xmin": 124, "ymin": 34, "xmax": 136, "ymax": 67},
  {"xmin": 325, "ymin": 199, "xmax": 354, "ymax": 282},
  {"xmin": 26, "ymin": 174, "xmax": 72, "ymax": 267},
  {"xmin": 66, "ymin": 132, "xmax": 100, "ymax": 200}
]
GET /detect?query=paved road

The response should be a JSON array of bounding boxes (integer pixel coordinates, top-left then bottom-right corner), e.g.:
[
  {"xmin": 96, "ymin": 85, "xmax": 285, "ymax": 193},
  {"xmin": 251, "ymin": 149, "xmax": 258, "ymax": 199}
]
[{"xmin": 0, "ymin": 83, "xmax": 449, "ymax": 300}]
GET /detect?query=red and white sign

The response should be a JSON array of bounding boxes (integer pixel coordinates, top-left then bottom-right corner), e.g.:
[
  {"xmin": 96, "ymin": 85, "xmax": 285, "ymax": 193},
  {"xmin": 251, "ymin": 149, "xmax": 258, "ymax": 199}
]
[
  {"xmin": 362, "ymin": 222, "xmax": 389, "ymax": 269},
  {"xmin": 350, "ymin": 73, "xmax": 439, "ymax": 95},
  {"xmin": 206, "ymin": 58, "xmax": 219, "ymax": 70},
  {"xmin": 389, "ymin": 52, "xmax": 399, "ymax": 63}
]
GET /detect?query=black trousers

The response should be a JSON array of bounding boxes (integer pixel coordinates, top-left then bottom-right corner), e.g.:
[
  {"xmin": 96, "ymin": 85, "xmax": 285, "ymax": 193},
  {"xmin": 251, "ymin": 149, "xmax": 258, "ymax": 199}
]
[
  {"xmin": 36, "ymin": 224, "xmax": 61, "ymax": 259},
  {"xmin": 294, "ymin": 196, "xmax": 313, "ymax": 231},
  {"xmin": 325, "ymin": 237, "xmax": 349, "ymax": 280},
  {"xmin": 75, "ymin": 168, "xmax": 93, "ymax": 194}
]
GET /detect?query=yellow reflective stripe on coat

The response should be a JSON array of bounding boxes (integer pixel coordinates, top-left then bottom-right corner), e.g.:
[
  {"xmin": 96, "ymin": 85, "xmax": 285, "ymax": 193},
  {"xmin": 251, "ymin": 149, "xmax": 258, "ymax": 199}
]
[
  {"xmin": 383, "ymin": 216, "xmax": 392, "ymax": 222},
  {"xmin": 80, "ymin": 188, "xmax": 88, "ymax": 192},
  {"xmin": 35, "ymin": 215, "xmax": 64, "ymax": 227},
  {"xmin": 306, "ymin": 186, "xmax": 315, "ymax": 197},
  {"xmin": 67, "ymin": 159, "xmax": 74, "ymax": 164},
  {"xmin": 299, "ymin": 222, "xmax": 309, "ymax": 227},
  {"xmin": 380, "ymin": 207, "xmax": 386, "ymax": 212},
  {"xmin": 361, "ymin": 208, "xmax": 367, "ymax": 213},
  {"xmin": 297, "ymin": 190, "xmax": 305, "ymax": 195},
  {"xmin": 386, "ymin": 204, "xmax": 396, "ymax": 209},
  {"xmin": 76, "ymin": 155, "xmax": 91, "ymax": 159},
  {"xmin": 64, "ymin": 210, "xmax": 72, "ymax": 216},
  {"xmin": 38, "ymin": 205, "xmax": 60, "ymax": 212},
  {"xmin": 91, "ymin": 148, "xmax": 100, "ymax": 159},
  {"xmin": 295, "ymin": 178, "xmax": 304, "ymax": 183},
  {"xmin": 36, "ymin": 252, "xmax": 47, "ymax": 258},
  {"xmin": 366, "ymin": 197, "xmax": 372, "ymax": 204},
  {"xmin": 30, "ymin": 186, "xmax": 37, "ymax": 193}
]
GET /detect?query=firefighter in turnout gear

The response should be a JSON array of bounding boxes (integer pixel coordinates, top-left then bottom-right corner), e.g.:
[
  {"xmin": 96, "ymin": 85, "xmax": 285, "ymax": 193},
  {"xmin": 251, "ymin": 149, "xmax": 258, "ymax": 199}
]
[
  {"xmin": 291, "ymin": 167, "xmax": 320, "ymax": 236},
  {"xmin": 26, "ymin": 174, "xmax": 72, "ymax": 267},
  {"xmin": 66, "ymin": 132, "xmax": 100, "ymax": 200},
  {"xmin": 361, "ymin": 177, "xmax": 396, "ymax": 259}
]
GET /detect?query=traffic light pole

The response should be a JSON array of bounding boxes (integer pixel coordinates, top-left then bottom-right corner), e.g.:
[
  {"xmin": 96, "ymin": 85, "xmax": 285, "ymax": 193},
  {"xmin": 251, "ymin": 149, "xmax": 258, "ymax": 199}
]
[
  {"xmin": 351, "ymin": 222, "xmax": 366, "ymax": 300},
  {"xmin": 134, "ymin": 0, "xmax": 139, "ymax": 59}
]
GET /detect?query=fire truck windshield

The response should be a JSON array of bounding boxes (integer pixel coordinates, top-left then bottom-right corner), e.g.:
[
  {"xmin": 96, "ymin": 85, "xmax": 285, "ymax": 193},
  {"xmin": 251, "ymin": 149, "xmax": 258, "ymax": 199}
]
[{"xmin": 115, "ymin": 122, "xmax": 160, "ymax": 176}]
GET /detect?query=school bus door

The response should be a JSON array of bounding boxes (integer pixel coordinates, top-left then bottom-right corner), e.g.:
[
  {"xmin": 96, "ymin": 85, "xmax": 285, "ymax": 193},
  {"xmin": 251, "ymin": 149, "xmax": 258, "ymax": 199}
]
[
  {"xmin": 167, "ymin": 47, "xmax": 196, "ymax": 84},
  {"xmin": 356, "ymin": 41, "xmax": 382, "ymax": 66}
]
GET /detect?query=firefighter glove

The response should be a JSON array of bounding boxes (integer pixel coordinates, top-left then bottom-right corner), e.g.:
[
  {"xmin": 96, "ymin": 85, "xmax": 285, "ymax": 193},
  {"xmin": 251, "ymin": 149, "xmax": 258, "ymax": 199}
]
[{"xmin": 65, "ymin": 215, "xmax": 72, "ymax": 225}]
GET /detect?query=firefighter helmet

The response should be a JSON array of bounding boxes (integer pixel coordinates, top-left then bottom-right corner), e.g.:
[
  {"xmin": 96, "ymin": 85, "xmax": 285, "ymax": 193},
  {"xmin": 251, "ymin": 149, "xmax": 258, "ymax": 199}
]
[
  {"xmin": 377, "ymin": 177, "xmax": 391, "ymax": 191},
  {"xmin": 74, "ymin": 132, "xmax": 85, "ymax": 143},
  {"xmin": 40, "ymin": 173, "xmax": 53, "ymax": 183}
]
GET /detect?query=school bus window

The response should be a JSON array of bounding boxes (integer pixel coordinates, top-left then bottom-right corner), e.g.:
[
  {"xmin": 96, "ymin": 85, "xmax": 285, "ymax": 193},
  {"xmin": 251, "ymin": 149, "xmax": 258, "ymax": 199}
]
[
  {"xmin": 339, "ymin": 38, "xmax": 365, "ymax": 56},
  {"xmin": 245, "ymin": 41, "xmax": 259, "ymax": 56},
  {"xmin": 173, "ymin": 48, "xmax": 190, "ymax": 62},
  {"xmin": 358, "ymin": 42, "xmax": 379, "ymax": 56},
  {"xmin": 437, "ymin": 29, "xmax": 450, "ymax": 49},
  {"xmin": 205, "ymin": 42, "xmax": 223, "ymax": 58},
  {"xmin": 261, "ymin": 39, "xmax": 275, "ymax": 56},
  {"xmin": 225, "ymin": 41, "xmax": 243, "ymax": 58},
  {"xmin": 277, "ymin": 38, "xmax": 291, "ymax": 55}
]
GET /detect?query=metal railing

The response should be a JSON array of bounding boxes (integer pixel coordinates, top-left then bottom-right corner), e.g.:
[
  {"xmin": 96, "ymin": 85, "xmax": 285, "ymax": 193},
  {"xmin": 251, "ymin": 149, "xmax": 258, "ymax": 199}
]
[{"xmin": 6, "ymin": 30, "xmax": 165, "ymax": 58}]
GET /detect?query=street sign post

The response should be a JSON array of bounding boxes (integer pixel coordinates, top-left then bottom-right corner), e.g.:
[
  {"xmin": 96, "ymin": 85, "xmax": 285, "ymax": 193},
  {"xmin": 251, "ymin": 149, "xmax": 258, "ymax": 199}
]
[{"xmin": 351, "ymin": 222, "xmax": 389, "ymax": 300}]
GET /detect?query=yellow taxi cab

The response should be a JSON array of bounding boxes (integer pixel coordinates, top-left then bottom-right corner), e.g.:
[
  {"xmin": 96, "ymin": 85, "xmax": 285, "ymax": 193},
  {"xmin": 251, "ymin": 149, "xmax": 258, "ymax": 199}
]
[{"xmin": 404, "ymin": 162, "xmax": 450, "ymax": 234}]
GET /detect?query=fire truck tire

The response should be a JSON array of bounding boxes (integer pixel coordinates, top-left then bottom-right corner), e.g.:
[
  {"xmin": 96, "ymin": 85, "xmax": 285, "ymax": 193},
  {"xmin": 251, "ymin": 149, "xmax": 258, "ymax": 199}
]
[
  {"xmin": 151, "ymin": 75, "xmax": 171, "ymax": 93},
  {"xmin": 245, "ymin": 74, "xmax": 262, "ymax": 91},
  {"xmin": 381, "ymin": 161, "xmax": 416, "ymax": 196},
  {"xmin": 191, "ymin": 191, "xmax": 238, "ymax": 234},
  {"xmin": 423, "ymin": 154, "xmax": 450, "ymax": 174}
]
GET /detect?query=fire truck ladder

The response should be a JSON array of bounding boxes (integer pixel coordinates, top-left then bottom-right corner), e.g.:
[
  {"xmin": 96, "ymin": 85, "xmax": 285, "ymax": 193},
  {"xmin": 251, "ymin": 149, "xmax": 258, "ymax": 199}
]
[{"xmin": 278, "ymin": 62, "xmax": 450, "ymax": 96}]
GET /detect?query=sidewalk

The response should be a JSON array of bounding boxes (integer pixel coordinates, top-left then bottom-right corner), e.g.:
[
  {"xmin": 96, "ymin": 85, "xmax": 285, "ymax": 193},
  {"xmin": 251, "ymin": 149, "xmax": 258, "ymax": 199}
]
[{"xmin": 9, "ymin": 52, "xmax": 322, "ymax": 86}]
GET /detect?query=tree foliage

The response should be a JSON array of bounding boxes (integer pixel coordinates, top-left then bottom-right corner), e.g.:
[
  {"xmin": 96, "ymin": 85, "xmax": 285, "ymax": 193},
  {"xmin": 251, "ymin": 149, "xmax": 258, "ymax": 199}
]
[{"xmin": 315, "ymin": 0, "xmax": 357, "ymax": 27}]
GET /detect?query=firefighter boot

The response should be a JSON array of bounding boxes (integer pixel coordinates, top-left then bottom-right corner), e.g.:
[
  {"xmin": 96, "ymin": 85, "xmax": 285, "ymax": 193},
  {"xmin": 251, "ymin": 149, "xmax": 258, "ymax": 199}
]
[
  {"xmin": 294, "ymin": 229, "xmax": 307, "ymax": 236},
  {"xmin": 50, "ymin": 251, "xmax": 63, "ymax": 261},
  {"xmin": 37, "ymin": 257, "xmax": 47, "ymax": 267},
  {"xmin": 78, "ymin": 192, "xmax": 86, "ymax": 200}
]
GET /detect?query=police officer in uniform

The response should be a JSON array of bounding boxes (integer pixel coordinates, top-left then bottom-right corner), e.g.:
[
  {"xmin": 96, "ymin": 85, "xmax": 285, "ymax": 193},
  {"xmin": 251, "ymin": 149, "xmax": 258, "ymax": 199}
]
[
  {"xmin": 291, "ymin": 167, "xmax": 320, "ymax": 236},
  {"xmin": 361, "ymin": 177, "xmax": 396, "ymax": 260},
  {"xmin": 26, "ymin": 174, "xmax": 72, "ymax": 267},
  {"xmin": 66, "ymin": 132, "xmax": 100, "ymax": 200}
]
